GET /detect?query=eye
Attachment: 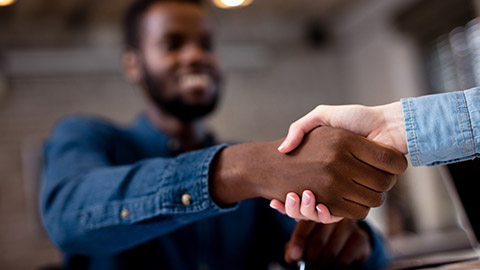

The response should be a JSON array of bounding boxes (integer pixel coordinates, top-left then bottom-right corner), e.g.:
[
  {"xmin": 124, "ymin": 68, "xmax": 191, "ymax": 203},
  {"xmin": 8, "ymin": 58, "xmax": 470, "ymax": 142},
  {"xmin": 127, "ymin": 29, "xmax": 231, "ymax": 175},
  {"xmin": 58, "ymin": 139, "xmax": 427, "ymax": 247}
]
[
  {"xmin": 199, "ymin": 35, "xmax": 213, "ymax": 51},
  {"xmin": 163, "ymin": 34, "xmax": 184, "ymax": 52}
]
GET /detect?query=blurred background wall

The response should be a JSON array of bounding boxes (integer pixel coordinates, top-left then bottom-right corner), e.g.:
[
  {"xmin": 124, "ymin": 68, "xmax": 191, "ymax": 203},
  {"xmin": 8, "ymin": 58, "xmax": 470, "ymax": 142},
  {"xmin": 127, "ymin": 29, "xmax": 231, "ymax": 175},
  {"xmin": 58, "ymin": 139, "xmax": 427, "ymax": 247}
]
[{"xmin": 0, "ymin": 0, "xmax": 478, "ymax": 269}]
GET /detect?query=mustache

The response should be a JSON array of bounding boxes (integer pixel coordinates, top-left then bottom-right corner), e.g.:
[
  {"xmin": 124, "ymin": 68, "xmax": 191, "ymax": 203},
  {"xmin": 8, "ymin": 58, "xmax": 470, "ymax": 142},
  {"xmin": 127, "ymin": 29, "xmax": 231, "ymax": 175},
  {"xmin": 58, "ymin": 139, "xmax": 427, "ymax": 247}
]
[{"xmin": 141, "ymin": 67, "xmax": 222, "ymax": 122}]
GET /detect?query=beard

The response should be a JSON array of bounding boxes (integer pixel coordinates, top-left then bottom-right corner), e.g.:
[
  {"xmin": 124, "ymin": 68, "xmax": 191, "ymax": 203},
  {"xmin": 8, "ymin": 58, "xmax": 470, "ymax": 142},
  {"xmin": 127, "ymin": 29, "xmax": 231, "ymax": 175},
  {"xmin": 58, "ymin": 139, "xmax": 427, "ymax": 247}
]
[{"xmin": 141, "ymin": 66, "xmax": 220, "ymax": 123}]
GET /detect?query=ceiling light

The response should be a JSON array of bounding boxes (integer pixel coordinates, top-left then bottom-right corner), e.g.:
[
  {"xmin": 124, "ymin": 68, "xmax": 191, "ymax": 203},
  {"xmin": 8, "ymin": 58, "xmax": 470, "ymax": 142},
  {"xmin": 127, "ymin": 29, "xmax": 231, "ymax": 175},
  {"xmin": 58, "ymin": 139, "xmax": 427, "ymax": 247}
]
[
  {"xmin": 0, "ymin": 0, "xmax": 15, "ymax": 7},
  {"xmin": 212, "ymin": 0, "xmax": 253, "ymax": 9}
]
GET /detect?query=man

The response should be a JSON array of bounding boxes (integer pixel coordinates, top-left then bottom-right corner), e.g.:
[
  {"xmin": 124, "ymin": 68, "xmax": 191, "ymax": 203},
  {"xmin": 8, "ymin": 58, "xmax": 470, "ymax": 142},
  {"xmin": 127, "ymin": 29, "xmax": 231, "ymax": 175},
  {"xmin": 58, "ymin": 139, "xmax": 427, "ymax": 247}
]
[{"xmin": 41, "ymin": 0, "xmax": 407, "ymax": 268}]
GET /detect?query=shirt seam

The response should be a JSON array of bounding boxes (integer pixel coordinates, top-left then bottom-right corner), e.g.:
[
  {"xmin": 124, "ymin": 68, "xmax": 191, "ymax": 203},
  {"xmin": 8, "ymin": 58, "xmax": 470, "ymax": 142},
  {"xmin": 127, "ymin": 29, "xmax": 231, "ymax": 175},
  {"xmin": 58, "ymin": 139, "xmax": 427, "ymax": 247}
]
[
  {"xmin": 407, "ymin": 99, "xmax": 421, "ymax": 166},
  {"xmin": 454, "ymin": 92, "xmax": 469, "ymax": 156},
  {"xmin": 461, "ymin": 91, "xmax": 475, "ymax": 156}
]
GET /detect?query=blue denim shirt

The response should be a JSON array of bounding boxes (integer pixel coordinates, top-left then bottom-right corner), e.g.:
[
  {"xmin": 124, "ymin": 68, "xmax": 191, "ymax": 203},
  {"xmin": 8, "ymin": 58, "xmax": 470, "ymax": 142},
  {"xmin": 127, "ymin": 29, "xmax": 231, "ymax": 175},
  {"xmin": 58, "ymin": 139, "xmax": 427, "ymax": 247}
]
[
  {"xmin": 402, "ymin": 87, "xmax": 480, "ymax": 166},
  {"xmin": 41, "ymin": 114, "xmax": 389, "ymax": 269}
]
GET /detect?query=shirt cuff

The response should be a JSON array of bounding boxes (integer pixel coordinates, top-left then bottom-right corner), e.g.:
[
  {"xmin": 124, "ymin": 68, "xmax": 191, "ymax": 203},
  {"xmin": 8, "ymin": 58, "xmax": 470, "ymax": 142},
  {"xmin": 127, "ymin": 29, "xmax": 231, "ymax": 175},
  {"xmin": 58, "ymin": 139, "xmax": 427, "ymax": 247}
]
[
  {"xmin": 401, "ymin": 89, "xmax": 478, "ymax": 166},
  {"xmin": 79, "ymin": 144, "xmax": 238, "ymax": 230}
]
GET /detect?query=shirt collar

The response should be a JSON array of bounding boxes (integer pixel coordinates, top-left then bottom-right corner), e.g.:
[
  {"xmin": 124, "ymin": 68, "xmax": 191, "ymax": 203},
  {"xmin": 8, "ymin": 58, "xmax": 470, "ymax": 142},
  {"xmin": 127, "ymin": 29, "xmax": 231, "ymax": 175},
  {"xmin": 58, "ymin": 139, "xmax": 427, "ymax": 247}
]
[{"xmin": 130, "ymin": 114, "xmax": 217, "ymax": 156}]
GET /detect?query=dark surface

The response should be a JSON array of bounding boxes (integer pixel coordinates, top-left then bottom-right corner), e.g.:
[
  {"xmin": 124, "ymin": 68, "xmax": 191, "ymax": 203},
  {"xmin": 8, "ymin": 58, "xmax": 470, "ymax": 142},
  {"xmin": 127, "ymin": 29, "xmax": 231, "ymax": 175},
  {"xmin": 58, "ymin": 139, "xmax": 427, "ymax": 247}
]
[{"xmin": 447, "ymin": 158, "xmax": 480, "ymax": 243}]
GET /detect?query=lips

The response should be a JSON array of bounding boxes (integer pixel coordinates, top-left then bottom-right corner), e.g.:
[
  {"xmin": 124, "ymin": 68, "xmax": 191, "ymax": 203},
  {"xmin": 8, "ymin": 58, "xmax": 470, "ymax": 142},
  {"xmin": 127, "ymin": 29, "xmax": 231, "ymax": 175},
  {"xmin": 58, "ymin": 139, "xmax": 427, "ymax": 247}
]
[{"xmin": 179, "ymin": 73, "xmax": 213, "ymax": 91}]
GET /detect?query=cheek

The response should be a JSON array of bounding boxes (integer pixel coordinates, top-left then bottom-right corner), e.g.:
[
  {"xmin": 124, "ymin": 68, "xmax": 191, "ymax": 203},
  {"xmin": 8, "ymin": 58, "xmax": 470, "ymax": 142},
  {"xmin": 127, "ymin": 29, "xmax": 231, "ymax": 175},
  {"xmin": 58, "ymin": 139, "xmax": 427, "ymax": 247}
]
[
  {"xmin": 147, "ymin": 60, "xmax": 176, "ymax": 75},
  {"xmin": 145, "ymin": 60, "xmax": 179, "ymax": 92},
  {"xmin": 208, "ymin": 57, "xmax": 220, "ymax": 73},
  {"xmin": 144, "ymin": 48, "xmax": 179, "ymax": 71}
]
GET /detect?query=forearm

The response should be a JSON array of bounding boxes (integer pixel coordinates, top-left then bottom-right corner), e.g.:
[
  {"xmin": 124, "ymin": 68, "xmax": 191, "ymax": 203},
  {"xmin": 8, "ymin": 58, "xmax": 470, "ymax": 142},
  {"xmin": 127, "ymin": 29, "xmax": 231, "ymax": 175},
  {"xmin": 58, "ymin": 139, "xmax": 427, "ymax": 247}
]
[{"xmin": 42, "ymin": 145, "xmax": 236, "ymax": 255}]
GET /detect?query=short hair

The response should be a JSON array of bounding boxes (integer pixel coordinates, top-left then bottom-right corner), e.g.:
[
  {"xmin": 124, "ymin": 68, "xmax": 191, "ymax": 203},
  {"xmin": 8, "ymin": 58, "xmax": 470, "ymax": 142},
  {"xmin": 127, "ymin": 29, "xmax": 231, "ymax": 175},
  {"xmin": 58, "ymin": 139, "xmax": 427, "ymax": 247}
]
[{"xmin": 123, "ymin": 0, "xmax": 203, "ymax": 50}]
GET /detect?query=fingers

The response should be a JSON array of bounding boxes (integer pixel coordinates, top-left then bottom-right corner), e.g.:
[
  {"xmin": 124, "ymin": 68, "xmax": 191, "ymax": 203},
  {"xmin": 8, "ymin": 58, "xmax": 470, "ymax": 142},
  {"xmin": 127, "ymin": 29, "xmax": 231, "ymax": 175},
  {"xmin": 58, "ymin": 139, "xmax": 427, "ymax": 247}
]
[
  {"xmin": 299, "ymin": 190, "xmax": 316, "ymax": 219},
  {"xmin": 343, "ymin": 175, "xmax": 388, "ymax": 208},
  {"xmin": 274, "ymin": 191, "xmax": 345, "ymax": 223},
  {"xmin": 350, "ymin": 135, "xmax": 408, "ymax": 175},
  {"xmin": 280, "ymin": 191, "xmax": 346, "ymax": 223},
  {"xmin": 305, "ymin": 220, "xmax": 372, "ymax": 268},
  {"xmin": 349, "ymin": 159, "xmax": 398, "ymax": 194},
  {"xmin": 332, "ymin": 198, "xmax": 371, "ymax": 220},
  {"xmin": 335, "ymin": 230, "xmax": 371, "ymax": 268},
  {"xmin": 304, "ymin": 222, "xmax": 336, "ymax": 264},
  {"xmin": 269, "ymin": 199, "xmax": 286, "ymax": 215},
  {"xmin": 315, "ymin": 204, "xmax": 344, "ymax": 224},
  {"xmin": 285, "ymin": 219, "xmax": 373, "ymax": 268},
  {"xmin": 285, "ymin": 220, "xmax": 317, "ymax": 263},
  {"xmin": 285, "ymin": 193, "xmax": 304, "ymax": 220},
  {"xmin": 278, "ymin": 106, "xmax": 327, "ymax": 154},
  {"xmin": 301, "ymin": 191, "xmax": 343, "ymax": 223},
  {"xmin": 316, "ymin": 220, "xmax": 354, "ymax": 266},
  {"xmin": 327, "ymin": 153, "xmax": 394, "ymax": 217}
]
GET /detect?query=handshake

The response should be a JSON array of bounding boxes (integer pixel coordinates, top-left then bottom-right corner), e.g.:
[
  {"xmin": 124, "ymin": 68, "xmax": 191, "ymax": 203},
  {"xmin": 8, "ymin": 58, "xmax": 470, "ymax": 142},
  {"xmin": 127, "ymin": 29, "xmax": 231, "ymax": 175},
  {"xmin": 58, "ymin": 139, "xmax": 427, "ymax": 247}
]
[
  {"xmin": 211, "ymin": 101, "xmax": 408, "ymax": 223},
  {"xmin": 273, "ymin": 101, "xmax": 408, "ymax": 223},
  {"xmin": 208, "ymin": 101, "xmax": 408, "ymax": 267}
]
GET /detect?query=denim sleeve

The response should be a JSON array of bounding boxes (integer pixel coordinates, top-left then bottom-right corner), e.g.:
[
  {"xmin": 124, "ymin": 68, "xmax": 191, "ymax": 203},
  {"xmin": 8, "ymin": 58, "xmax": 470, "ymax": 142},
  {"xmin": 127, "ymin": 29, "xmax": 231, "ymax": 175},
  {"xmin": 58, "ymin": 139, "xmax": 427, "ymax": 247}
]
[
  {"xmin": 41, "ymin": 117, "xmax": 236, "ymax": 255},
  {"xmin": 358, "ymin": 221, "xmax": 391, "ymax": 270},
  {"xmin": 401, "ymin": 87, "xmax": 480, "ymax": 166}
]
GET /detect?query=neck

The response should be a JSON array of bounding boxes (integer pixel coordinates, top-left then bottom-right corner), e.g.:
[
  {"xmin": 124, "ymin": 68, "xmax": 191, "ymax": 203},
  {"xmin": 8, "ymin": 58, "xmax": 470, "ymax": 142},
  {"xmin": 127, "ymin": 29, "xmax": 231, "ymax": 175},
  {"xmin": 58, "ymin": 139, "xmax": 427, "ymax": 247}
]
[{"xmin": 144, "ymin": 101, "xmax": 209, "ymax": 151}]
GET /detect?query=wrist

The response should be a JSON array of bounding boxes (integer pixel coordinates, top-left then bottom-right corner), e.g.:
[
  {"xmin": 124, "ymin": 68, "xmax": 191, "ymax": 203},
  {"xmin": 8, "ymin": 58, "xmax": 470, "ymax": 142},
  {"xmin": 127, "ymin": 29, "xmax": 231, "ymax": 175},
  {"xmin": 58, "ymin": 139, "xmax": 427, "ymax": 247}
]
[
  {"xmin": 379, "ymin": 101, "xmax": 407, "ymax": 154},
  {"xmin": 210, "ymin": 142, "xmax": 274, "ymax": 205}
]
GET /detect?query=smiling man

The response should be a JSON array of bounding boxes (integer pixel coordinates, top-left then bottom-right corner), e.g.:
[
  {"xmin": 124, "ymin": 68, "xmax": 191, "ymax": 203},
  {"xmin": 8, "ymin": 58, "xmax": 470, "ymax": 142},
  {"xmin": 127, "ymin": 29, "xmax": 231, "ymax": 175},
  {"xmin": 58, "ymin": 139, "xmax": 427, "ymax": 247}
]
[{"xmin": 40, "ymin": 0, "xmax": 407, "ymax": 269}]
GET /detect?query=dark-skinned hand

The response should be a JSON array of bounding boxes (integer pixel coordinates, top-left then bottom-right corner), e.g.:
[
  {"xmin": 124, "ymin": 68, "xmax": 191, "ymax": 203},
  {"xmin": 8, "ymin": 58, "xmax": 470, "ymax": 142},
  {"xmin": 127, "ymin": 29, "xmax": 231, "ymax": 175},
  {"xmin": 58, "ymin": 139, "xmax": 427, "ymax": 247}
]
[
  {"xmin": 211, "ymin": 126, "xmax": 407, "ymax": 220},
  {"xmin": 285, "ymin": 219, "xmax": 371, "ymax": 269}
]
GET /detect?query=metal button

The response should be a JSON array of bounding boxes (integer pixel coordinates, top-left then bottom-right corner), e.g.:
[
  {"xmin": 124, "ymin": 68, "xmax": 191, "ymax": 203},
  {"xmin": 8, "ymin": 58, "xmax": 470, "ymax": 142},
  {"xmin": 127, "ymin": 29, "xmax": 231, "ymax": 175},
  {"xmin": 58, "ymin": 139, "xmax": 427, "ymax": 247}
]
[
  {"xmin": 120, "ymin": 209, "xmax": 130, "ymax": 218},
  {"xmin": 181, "ymin": 193, "xmax": 192, "ymax": 206}
]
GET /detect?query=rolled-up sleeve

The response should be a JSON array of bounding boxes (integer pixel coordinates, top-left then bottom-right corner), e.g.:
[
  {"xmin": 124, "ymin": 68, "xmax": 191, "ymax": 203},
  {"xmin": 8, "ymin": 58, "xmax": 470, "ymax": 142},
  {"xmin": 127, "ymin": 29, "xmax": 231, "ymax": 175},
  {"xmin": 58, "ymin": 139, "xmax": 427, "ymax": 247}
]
[
  {"xmin": 401, "ymin": 87, "xmax": 480, "ymax": 166},
  {"xmin": 41, "ymin": 117, "xmax": 236, "ymax": 255}
]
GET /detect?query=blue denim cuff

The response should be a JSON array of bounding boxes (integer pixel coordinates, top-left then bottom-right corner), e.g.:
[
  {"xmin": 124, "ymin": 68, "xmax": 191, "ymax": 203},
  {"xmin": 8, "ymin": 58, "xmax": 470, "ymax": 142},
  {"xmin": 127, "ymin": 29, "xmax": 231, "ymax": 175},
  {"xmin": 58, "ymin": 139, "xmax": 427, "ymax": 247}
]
[
  {"xmin": 401, "ymin": 97, "xmax": 421, "ymax": 166},
  {"xmin": 465, "ymin": 88, "xmax": 480, "ymax": 155},
  {"xmin": 401, "ymin": 89, "xmax": 479, "ymax": 166}
]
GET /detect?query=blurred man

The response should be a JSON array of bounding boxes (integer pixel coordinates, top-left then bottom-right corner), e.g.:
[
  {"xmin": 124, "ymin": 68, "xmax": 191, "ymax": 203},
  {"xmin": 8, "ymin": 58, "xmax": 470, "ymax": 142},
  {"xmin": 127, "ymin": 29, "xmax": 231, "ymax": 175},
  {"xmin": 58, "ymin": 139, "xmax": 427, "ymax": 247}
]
[{"xmin": 41, "ymin": 0, "xmax": 407, "ymax": 269}]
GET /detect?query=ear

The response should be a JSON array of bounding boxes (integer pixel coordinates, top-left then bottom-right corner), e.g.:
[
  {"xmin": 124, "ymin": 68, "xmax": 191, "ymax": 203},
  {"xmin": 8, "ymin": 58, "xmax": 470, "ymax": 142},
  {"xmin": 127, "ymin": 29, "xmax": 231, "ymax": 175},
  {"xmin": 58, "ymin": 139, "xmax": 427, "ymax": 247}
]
[{"xmin": 123, "ymin": 49, "xmax": 142, "ymax": 83}]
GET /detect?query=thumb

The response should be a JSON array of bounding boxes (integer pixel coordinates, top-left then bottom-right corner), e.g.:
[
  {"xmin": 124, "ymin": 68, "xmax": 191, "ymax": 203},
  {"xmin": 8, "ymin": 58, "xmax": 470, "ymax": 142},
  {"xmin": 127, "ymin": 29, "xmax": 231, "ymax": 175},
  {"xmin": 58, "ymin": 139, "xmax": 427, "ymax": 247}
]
[
  {"xmin": 278, "ymin": 106, "xmax": 327, "ymax": 153},
  {"xmin": 277, "ymin": 131, "xmax": 304, "ymax": 154},
  {"xmin": 285, "ymin": 221, "xmax": 316, "ymax": 264}
]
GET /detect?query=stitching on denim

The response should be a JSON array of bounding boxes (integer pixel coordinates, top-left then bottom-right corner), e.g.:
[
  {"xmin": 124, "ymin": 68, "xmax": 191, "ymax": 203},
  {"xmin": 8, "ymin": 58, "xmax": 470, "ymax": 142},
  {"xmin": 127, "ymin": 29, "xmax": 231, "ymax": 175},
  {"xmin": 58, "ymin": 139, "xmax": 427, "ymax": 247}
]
[
  {"xmin": 407, "ymin": 99, "xmax": 421, "ymax": 165},
  {"xmin": 454, "ymin": 93, "xmax": 468, "ymax": 156},
  {"xmin": 461, "ymin": 91, "xmax": 475, "ymax": 156}
]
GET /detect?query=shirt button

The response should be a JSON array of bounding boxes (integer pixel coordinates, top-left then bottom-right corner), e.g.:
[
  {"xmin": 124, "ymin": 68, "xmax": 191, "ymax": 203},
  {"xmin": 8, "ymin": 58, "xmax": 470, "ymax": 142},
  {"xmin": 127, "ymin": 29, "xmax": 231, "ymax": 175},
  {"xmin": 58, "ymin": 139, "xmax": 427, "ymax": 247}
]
[
  {"xmin": 181, "ymin": 193, "xmax": 192, "ymax": 206},
  {"xmin": 120, "ymin": 209, "xmax": 130, "ymax": 218}
]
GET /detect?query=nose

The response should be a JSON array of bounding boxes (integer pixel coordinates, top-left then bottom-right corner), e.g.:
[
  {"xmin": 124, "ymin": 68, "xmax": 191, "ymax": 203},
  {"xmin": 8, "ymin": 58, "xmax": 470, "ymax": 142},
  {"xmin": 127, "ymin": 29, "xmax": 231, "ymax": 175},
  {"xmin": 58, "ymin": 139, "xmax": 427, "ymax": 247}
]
[{"xmin": 180, "ymin": 42, "xmax": 209, "ymax": 68}]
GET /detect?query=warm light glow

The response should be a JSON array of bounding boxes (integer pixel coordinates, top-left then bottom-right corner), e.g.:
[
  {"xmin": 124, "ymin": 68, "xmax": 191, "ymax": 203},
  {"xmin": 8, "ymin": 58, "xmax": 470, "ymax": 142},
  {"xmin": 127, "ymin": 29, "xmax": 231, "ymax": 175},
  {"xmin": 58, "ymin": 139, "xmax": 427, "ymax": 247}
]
[
  {"xmin": 221, "ymin": 0, "xmax": 244, "ymax": 6},
  {"xmin": 0, "ymin": 0, "xmax": 15, "ymax": 7},
  {"xmin": 212, "ymin": 0, "xmax": 253, "ymax": 9}
]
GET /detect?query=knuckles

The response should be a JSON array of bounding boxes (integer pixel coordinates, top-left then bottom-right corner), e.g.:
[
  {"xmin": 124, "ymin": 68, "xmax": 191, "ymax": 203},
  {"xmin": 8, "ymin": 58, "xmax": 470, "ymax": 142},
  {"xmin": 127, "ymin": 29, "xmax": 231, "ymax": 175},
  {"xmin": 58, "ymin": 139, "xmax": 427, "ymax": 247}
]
[
  {"xmin": 288, "ymin": 121, "xmax": 300, "ymax": 133},
  {"xmin": 351, "ymin": 207, "xmax": 370, "ymax": 220},
  {"xmin": 375, "ymin": 149, "xmax": 393, "ymax": 166},
  {"xmin": 373, "ymin": 175, "xmax": 397, "ymax": 192},
  {"xmin": 376, "ymin": 148, "xmax": 409, "ymax": 175},
  {"xmin": 369, "ymin": 192, "xmax": 385, "ymax": 208}
]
